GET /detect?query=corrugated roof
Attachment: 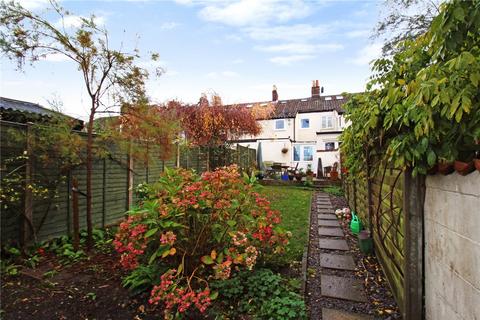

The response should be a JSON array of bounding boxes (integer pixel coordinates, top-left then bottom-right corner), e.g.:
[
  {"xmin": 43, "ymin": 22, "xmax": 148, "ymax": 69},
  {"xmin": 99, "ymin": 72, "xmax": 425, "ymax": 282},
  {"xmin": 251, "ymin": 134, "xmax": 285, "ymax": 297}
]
[
  {"xmin": 0, "ymin": 97, "xmax": 55, "ymax": 116},
  {"xmin": 235, "ymin": 94, "xmax": 349, "ymax": 119}
]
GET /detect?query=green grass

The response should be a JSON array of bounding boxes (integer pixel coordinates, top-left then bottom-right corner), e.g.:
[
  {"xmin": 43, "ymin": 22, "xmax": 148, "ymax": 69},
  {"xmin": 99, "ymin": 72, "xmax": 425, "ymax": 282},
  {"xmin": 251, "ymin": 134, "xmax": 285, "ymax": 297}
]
[
  {"xmin": 321, "ymin": 185, "xmax": 344, "ymax": 196},
  {"xmin": 261, "ymin": 186, "xmax": 312, "ymax": 264}
]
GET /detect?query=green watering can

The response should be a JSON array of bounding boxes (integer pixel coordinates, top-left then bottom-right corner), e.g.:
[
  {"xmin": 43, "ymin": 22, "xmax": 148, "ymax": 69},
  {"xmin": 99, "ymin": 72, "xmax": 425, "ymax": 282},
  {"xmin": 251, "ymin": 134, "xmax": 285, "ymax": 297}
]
[{"xmin": 350, "ymin": 212, "xmax": 363, "ymax": 234}]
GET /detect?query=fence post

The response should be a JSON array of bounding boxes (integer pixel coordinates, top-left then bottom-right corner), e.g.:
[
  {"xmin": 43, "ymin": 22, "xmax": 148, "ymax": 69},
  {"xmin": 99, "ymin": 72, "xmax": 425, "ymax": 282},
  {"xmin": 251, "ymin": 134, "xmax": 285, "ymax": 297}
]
[
  {"xmin": 127, "ymin": 152, "xmax": 133, "ymax": 210},
  {"xmin": 176, "ymin": 143, "xmax": 180, "ymax": 168},
  {"xmin": 353, "ymin": 178, "xmax": 358, "ymax": 213},
  {"xmin": 21, "ymin": 122, "xmax": 33, "ymax": 248},
  {"xmin": 366, "ymin": 151, "xmax": 374, "ymax": 233},
  {"xmin": 403, "ymin": 168, "xmax": 425, "ymax": 320},
  {"xmin": 102, "ymin": 158, "xmax": 106, "ymax": 228},
  {"xmin": 72, "ymin": 177, "xmax": 80, "ymax": 251}
]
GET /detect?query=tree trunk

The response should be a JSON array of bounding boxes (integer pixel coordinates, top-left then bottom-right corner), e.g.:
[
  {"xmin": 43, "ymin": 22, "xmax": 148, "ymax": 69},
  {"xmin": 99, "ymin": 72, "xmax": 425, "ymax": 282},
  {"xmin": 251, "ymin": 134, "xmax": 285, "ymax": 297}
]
[{"xmin": 85, "ymin": 103, "xmax": 95, "ymax": 250}]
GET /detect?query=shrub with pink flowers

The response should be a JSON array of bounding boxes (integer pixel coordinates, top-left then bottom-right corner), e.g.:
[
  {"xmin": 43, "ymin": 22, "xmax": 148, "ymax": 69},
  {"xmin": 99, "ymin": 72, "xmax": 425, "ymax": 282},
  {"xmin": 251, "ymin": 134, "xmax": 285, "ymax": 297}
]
[{"xmin": 114, "ymin": 165, "xmax": 290, "ymax": 318}]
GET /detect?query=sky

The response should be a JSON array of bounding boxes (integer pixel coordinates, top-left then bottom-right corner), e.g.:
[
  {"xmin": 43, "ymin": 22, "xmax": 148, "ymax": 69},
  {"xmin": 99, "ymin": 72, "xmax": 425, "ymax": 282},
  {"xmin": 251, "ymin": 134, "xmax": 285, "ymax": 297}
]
[{"xmin": 1, "ymin": 0, "xmax": 385, "ymax": 120}]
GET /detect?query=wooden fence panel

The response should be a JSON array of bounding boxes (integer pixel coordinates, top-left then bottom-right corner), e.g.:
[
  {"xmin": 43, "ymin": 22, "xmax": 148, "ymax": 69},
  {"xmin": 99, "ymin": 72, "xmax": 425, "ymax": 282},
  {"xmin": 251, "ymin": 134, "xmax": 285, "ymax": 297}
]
[
  {"xmin": 344, "ymin": 165, "xmax": 405, "ymax": 312},
  {"xmin": 1, "ymin": 120, "xmax": 256, "ymax": 244}
]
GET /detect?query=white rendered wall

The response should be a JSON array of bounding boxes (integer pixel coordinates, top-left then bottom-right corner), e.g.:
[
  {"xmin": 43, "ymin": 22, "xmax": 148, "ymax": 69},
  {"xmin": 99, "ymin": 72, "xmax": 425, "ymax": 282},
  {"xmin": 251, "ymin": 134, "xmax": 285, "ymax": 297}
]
[{"xmin": 424, "ymin": 171, "xmax": 480, "ymax": 320}]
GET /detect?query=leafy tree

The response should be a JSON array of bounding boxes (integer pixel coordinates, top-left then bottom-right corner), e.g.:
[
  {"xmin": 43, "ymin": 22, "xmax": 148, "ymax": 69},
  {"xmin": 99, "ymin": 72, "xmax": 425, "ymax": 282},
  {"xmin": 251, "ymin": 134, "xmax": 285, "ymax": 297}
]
[
  {"xmin": 342, "ymin": 0, "xmax": 480, "ymax": 176},
  {"xmin": 0, "ymin": 0, "xmax": 151, "ymax": 248},
  {"xmin": 107, "ymin": 101, "xmax": 181, "ymax": 163},
  {"xmin": 373, "ymin": 0, "xmax": 441, "ymax": 55},
  {"xmin": 176, "ymin": 93, "xmax": 262, "ymax": 170}
]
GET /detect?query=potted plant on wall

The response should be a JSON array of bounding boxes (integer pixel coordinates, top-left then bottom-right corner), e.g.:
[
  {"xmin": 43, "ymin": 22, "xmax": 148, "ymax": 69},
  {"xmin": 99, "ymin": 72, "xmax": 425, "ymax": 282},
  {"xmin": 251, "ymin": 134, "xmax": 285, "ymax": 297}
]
[{"xmin": 454, "ymin": 150, "xmax": 475, "ymax": 176}]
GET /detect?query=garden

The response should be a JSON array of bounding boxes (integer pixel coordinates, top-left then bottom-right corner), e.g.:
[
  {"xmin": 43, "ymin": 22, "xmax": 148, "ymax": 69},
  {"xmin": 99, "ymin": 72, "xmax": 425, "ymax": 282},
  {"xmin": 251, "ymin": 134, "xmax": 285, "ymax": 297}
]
[{"xmin": 1, "ymin": 169, "xmax": 313, "ymax": 319}]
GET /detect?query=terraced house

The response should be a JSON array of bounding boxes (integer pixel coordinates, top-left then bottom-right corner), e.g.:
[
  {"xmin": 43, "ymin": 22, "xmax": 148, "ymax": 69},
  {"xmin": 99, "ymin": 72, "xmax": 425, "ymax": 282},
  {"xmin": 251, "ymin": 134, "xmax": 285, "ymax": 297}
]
[{"xmin": 233, "ymin": 81, "xmax": 349, "ymax": 176}]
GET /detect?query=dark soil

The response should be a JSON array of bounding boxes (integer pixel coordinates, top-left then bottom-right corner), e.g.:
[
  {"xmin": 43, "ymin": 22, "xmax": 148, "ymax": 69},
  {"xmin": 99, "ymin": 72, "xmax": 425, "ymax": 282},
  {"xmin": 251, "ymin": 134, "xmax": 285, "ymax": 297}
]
[
  {"xmin": 1, "ymin": 250, "xmax": 160, "ymax": 320},
  {"xmin": 306, "ymin": 192, "xmax": 401, "ymax": 320}
]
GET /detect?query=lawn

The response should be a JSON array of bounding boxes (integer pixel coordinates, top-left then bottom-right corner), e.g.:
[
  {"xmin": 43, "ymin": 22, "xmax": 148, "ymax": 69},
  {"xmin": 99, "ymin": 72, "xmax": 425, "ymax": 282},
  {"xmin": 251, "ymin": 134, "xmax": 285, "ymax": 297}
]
[{"xmin": 261, "ymin": 185, "xmax": 312, "ymax": 263}]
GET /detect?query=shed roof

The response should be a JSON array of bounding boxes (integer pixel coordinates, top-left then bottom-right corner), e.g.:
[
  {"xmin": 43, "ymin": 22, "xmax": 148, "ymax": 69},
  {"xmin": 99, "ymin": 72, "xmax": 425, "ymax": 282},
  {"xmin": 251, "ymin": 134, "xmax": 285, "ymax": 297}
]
[{"xmin": 0, "ymin": 97, "xmax": 56, "ymax": 116}]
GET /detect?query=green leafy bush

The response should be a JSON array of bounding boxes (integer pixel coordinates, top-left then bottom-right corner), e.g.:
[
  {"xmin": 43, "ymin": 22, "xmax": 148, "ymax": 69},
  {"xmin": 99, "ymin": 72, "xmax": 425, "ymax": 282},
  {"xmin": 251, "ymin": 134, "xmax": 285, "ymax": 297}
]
[
  {"xmin": 210, "ymin": 268, "xmax": 306, "ymax": 319},
  {"xmin": 115, "ymin": 166, "xmax": 291, "ymax": 317},
  {"xmin": 342, "ymin": 0, "xmax": 480, "ymax": 177}
]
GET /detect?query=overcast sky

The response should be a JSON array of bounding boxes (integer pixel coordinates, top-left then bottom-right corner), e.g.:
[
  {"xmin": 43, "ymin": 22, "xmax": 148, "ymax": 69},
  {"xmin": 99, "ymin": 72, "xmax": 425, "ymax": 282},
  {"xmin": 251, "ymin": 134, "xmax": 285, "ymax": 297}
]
[{"xmin": 1, "ymin": 0, "xmax": 384, "ymax": 120}]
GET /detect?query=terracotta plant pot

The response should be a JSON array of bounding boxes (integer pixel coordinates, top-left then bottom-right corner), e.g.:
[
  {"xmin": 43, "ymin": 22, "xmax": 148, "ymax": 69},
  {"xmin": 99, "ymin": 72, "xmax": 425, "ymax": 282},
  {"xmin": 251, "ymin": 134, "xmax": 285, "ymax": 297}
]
[
  {"xmin": 454, "ymin": 160, "xmax": 475, "ymax": 176},
  {"xmin": 474, "ymin": 159, "xmax": 480, "ymax": 172},
  {"xmin": 438, "ymin": 162, "xmax": 454, "ymax": 175},
  {"xmin": 427, "ymin": 164, "xmax": 438, "ymax": 175}
]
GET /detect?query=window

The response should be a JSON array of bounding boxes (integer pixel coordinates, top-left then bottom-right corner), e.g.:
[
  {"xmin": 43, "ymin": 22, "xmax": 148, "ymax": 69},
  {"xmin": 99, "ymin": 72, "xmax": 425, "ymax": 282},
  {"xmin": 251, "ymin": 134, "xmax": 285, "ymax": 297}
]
[
  {"xmin": 303, "ymin": 146, "xmax": 313, "ymax": 161},
  {"xmin": 275, "ymin": 119, "xmax": 285, "ymax": 130},
  {"xmin": 301, "ymin": 118, "xmax": 310, "ymax": 128},
  {"xmin": 294, "ymin": 146, "xmax": 300, "ymax": 161},
  {"xmin": 325, "ymin": 142, "xmax": 335, "ymax": 151},
  {"xmin": 293, "ymin": 145, "xmax": 314, "ymax": 161},
  {"xmin": 321, "ymin": 116, "xmax": 333, "ymax": 129}
]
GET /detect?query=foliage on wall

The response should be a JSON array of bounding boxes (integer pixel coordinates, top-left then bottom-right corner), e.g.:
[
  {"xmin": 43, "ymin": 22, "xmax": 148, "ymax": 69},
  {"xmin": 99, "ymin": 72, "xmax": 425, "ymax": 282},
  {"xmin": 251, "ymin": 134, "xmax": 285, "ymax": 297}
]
[{"xmin": 341, "ymin": 0, "xmax": 480, "ymax": 177}]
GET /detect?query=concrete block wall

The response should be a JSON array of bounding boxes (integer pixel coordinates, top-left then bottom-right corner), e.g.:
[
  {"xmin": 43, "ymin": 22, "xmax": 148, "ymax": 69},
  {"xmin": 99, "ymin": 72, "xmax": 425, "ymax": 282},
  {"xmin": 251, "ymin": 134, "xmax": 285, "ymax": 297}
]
[{"xmin": 424, "ymin": 171, "xmax": 480, "ymax": 320}]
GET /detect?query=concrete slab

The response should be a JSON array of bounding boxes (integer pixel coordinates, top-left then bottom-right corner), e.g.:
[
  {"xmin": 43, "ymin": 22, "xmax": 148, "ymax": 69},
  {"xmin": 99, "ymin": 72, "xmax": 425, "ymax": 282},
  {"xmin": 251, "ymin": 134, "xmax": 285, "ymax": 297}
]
[
  {"xmin": 320, "ymin": 253, "xmax": 356, "ymax": 270},
  {"xmin": 318, "ymin": 214, "xmax": 337, "ymax": 220},
  {"xmin": 319, "ymin": 239, "xmax": 349, "ymax": 251},
  {"xmin": 321, "ymin": 275, "xmax": 367, "ymax": 302},
  {"xmin": 318, "ymin": 219, "xmax": 340, "ymax": 227},
  {"xmin": 318, "ymin": 227, "xmax": 344, "ymax": 237},
  {"xmin": 317, "ymin": 207, "xmax": 334, "ymax": 211},
  {"xmin": 322, "ymin": 308, "xmax": 373, "ymax": 320}
]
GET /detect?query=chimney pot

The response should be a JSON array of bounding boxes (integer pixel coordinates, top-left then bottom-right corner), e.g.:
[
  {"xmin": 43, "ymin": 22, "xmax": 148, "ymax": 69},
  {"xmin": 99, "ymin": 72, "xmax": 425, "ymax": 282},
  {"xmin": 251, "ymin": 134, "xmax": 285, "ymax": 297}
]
[
  {"xmin": 272, "ymin": 85, "xmax": 278, "ymax": 101},
  {"xmin": 311, "ymin": 80, "xmax": 320, "ymax": 98}
]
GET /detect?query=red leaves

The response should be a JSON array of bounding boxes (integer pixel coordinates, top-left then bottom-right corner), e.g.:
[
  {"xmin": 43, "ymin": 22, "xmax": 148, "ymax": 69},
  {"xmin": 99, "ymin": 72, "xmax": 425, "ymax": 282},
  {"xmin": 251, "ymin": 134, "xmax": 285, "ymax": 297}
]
[{"xmin": 176, "ymin": 94, "xmax": 261, "ymax": 147}]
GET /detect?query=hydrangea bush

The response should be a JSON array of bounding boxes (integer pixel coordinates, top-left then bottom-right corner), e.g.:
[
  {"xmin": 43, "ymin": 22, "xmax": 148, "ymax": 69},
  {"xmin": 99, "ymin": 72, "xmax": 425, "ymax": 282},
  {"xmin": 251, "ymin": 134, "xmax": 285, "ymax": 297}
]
[{"xmin": 114, "ymin": 165, "xmax": 290, "ymax": 317}]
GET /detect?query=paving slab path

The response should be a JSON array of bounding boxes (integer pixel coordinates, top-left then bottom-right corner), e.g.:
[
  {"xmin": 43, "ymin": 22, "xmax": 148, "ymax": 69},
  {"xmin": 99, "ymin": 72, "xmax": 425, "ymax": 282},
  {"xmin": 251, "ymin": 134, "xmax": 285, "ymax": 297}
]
[{"xmin": 306, "ymin": 191, "xmax": 373, "ymax": 319}]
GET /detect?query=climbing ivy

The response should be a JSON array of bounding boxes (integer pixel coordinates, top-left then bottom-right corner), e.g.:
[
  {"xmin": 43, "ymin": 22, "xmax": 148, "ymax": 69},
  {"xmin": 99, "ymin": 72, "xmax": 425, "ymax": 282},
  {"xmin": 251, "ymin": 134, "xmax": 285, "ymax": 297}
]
[{"xmin": 342, "ymin": 0, "xmax": 480, "ymax": 177}]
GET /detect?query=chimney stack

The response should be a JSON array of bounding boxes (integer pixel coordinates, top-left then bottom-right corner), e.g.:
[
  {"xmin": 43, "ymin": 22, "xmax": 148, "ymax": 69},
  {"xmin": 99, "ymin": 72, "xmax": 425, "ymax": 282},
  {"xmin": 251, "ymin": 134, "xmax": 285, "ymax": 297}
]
[
  {"xmin": 272, "ymin": 85, "xmax": 278, "ymax": 102},
  {"xmin": 311, "ymin": 80, "xmax": 320, "ymax": 98}
]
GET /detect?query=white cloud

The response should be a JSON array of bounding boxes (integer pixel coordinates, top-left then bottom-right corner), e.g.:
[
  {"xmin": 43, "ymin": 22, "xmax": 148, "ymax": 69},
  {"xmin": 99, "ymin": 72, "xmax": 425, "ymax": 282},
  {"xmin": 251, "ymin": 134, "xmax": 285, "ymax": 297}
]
[
  {"xmin": 246, "ymin": 24, "xmax": 329, "ymax": 42},
  {"xmin": 55, "ymin": 15, "xmax": 106, "ymax": 29},
  {"xmin": 160, "ymin": 22, "xmax": 180, "ymax": 30},
  {"xmin": 225, "ymin": 34, "xmax": 243, "ymax": 42},
  {"xmin": 173, "ymin": 0, "xmax": 193, "ymax": 5},
  {"xmin": 206, "ymin": 71, "xmax": 239, "ymax": 79},
  {"xmin": 232, "ymin": 58, "xmax": 244, "ymax": 64},
  {"xmin": 256, "ymin": 43, "xmax": 343, "ymax": 54},
  {"xmin": 349, "ymin": 43, "xmax": 382, "ymax": 66},
  {"xmin": 18, "ymin": 0, "xmax": 51, "ymax": 10},
  {"xmin": 199, "ymin": 0, "xmax": 310, "ymax": 27},
  {"xmin": 345, "ymin": 29, "xmax": 370, "ymax": 39},
  {"xmin": 269, "ymin": 54, "xmax": 314, "ymax": 66}
]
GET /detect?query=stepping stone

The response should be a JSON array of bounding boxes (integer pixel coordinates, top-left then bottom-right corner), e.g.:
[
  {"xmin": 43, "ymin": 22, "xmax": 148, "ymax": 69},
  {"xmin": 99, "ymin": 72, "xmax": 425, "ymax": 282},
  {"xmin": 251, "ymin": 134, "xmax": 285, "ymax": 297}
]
[
  {"xmin": 321, "ymin": 275, "xmax": 367, "ymax": 302},
  {"xmin": 319, "ymin": 239, "xmax": 349, "ymax": 251},
  {"xmin": 318, "ymin": 219, "xmax": 340, "ymax": 227},
  {"xmin": 318, "ymin": 227, "xmax": 344, "ymax": 237},
  {"xmin": 322, "ymin": 308, "xmax": 373, "ymax": 320},
  {"xmin": 317, "ymin": 204, "xmax": 333, "ymax": 208},
  {"xmin": 318, "ymin": 214, "xmax": 337, "ymax": 220},
  {"xmin": 320, "ymin": 253, "xmax": 356, "ymax": 270}
]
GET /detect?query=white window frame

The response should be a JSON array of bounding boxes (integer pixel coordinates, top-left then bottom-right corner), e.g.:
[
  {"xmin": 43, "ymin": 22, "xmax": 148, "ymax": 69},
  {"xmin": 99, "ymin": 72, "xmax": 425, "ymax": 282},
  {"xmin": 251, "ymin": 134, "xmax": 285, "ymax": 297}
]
[
  {"xmin": 300, "ymin": 118, "xmax": 310, "ymax": 129},
  {"xmin": 274, "ymin": 119, "xmax": 285, "ymax": 131},
  {"xmin": 321, "ymin": 116, "xmax": 333, "ymax": 129},
  {"xmin": 293, "ymin": 145, "xmax": 315, "ymax": 162}
]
